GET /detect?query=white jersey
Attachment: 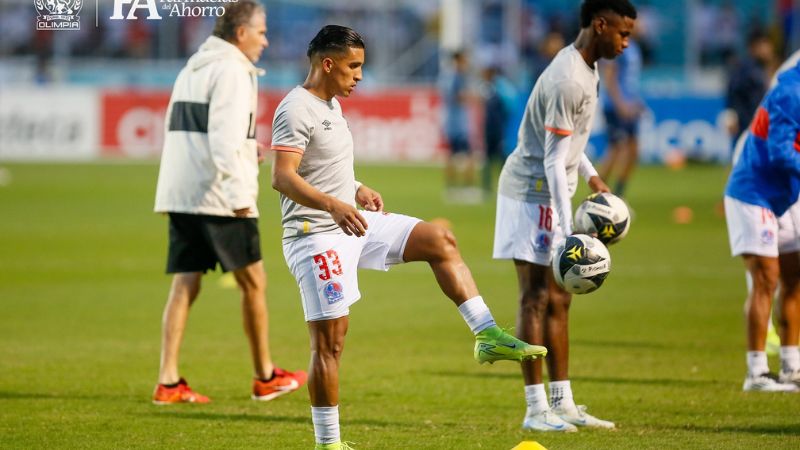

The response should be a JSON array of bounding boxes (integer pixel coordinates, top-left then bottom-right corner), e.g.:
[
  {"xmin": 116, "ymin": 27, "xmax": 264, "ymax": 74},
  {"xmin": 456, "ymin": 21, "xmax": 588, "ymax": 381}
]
[
  {"xmin": 271, "ymin": 86, "xmax": 357, "ymax": 238},
  {"xmin": 155, "ymin": 36, "xmax": 262, "ymax": 217},
  {"xmin": 498, "ymin": 44, "xmax": 599, "ymax": 204}
]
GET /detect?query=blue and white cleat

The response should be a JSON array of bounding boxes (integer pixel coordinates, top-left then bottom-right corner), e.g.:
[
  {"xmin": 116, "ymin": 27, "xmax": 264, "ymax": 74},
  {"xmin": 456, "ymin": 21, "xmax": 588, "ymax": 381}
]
[
  {"xmin": 553, "ymin": 404, "xmax": 615, "ymax": 429},
  {"xmin": 744, "ymin": 372, "xmax": 799, "ymax": 392},
  {"xmin": 522, "ymin": 409, "xmax": 578, "ymax": 433}
]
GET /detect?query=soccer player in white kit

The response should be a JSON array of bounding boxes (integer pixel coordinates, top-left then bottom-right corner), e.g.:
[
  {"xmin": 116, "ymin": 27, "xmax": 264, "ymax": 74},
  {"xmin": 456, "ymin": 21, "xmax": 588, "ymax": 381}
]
[
  {"xmin": 270, "ymin": 25, "xmax": 547, "ymax": 450},
  {"xmin": 493, "ymin": 0, "xmax": 637, "ymax": 432}
]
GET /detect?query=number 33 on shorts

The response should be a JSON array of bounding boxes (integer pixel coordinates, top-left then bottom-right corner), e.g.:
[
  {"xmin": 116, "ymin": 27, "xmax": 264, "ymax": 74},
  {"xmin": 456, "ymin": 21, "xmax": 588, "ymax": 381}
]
[{"xmin": 313, "ymin": 250, "xmax": 345, "ymax": 305}]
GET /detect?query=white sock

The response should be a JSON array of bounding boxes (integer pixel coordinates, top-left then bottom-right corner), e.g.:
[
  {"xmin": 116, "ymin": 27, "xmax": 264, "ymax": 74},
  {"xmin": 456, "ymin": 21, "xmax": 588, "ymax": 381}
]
[
  {"xmin": 747, "ymin": 351, "xmax": 770, "ymax": 376},
  {"xmin": 780, "ymin": 346, "xmax": 800, "ymax": 373},
  {"xmin": 312, "ymin": 406, "xmax": 340, "ymax": 445},
  {"xmin": 524, "ymin": 384, "xmax": 549, "ymax": 415},
  {"xmin": 549, "ymin": 380, "xmax": 575, "ymax": 410},
  {"xmin": 457, "ymin": 296, "xmax": 496, "ymax": 334}
]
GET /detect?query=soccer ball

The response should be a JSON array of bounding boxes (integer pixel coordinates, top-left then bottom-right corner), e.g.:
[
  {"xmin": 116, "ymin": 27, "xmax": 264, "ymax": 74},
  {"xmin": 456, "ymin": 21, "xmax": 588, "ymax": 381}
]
[
  {"xmin": 552, "ymin": 234, "xmax": 611, "ymax": 295},
  {"xmin": 574, "ymin": 192, "xmax": 630, "ymax": 245}
]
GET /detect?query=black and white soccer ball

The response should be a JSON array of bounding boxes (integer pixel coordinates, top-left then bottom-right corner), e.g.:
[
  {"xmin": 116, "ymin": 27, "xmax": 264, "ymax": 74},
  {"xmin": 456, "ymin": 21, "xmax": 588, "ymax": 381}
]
[
  {"xmin": 552, "ymin": 234, "xmax": 611, "ymax": 295},
  {"xmin": 574, "ymin": 192, "xmax": 630, "ymax": 245}
]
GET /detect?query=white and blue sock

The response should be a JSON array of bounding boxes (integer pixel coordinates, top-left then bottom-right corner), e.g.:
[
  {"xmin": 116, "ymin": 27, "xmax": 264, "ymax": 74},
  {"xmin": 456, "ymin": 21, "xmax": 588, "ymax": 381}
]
[{"xmin": 549, "ymin": 380, "xmax": 575, "ymax": 410}]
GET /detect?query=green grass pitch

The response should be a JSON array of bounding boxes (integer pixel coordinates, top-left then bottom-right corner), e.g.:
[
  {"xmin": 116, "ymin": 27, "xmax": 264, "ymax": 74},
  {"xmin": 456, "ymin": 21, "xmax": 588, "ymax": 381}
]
[{"xmin": 0, "ymin": 162, "xmax": 797, "ymax": 449}]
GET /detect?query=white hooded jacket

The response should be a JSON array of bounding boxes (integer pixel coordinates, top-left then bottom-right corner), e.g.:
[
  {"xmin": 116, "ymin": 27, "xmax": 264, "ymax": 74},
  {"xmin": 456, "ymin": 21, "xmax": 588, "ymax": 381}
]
[{"xmin": 154, "ymin": 35, "xmax": 263, "ymax": 217}]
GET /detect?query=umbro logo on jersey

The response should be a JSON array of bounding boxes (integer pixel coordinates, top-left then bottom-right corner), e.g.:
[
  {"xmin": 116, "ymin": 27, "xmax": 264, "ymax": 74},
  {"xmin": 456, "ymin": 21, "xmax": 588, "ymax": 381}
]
[{"xmin": 322, "ymin": 120, "xmax": 332, "ymax": 131}]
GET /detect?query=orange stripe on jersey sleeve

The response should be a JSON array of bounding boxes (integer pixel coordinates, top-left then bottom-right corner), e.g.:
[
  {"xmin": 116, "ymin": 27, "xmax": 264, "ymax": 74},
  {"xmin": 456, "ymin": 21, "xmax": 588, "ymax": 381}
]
[
  {"xmin": 750, "ymin": 107, "xmax": 769, "ymax": 139},
  {"xmin": 794, "ymin": 131, "xmax": 800, "ymax": 153},
  {"xmin": 544, "ymin": 126, "xmax": 572, "ymax": 136},
  {"xmin": 271, "ymin": 145, "xmax": 304, "ymax": 154}
]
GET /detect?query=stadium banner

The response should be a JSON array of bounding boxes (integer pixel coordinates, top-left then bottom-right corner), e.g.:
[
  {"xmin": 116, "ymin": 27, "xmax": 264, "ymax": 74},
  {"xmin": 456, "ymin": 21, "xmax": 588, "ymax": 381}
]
[
  {"xmin": 0, "ymin": 87, "xmax": 100, "ymax": 161},
  {"xmin": 587, "ymin": 95, "xmax": 732, "ymax": 164},
  {"xmin": 101, "ymin": 91, "xmax": 170, "ymax": 158},
  {"xmin": 1, "ymin": 87, "xmax": 729, "ymax": 164},
  {"xmin": 100, "ymin": 88, "xmax": 447, "ymax": 161}
]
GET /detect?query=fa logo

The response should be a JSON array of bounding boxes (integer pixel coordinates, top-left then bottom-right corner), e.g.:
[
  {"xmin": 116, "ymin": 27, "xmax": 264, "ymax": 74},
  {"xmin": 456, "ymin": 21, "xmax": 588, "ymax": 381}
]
[{"xmin": 110, "ymin": 0, "xmax": 161, "ymax": 20}]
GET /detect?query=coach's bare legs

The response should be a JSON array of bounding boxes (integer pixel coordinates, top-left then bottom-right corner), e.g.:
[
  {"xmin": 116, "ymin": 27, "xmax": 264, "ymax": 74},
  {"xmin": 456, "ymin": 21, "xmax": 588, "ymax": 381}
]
[
  {"xmin": 775, "ymin": 252, "xmax": 800, "ymax": 346},
  {"xmin": 743, "ymin": 254, "xmax": 780, "ymax": 351},
  {"xmin": 401, "ymin": 222, "xmax": 478, "ymax": 305},
  {"xmin": 234, "ymin": 260, "xmax": 274, "ymax": 379},
  {"xmin": 308, "ymin": 317, "xmax": 349, "ymax": 406},
  {"xmin": 515, "ymin": 262, "xmax": 571, "ymax": 385},
  {"xmin": 158, "ymin": 272, "xmax": 202, "ymax": 385}
]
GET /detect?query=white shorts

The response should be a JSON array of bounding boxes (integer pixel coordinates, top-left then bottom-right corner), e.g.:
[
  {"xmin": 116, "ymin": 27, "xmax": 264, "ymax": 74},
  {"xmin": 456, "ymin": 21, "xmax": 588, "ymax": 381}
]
[
  {"xmin": 282, "ymin": 210, "xmax": 421, "ymax": 321},
  {"xmin": 725, "ymin": 196, "xmax": 800, "ymax": 257},
  {"xmin": 493, "ymin": 194, "xmax": 565, "ymax": 266}
]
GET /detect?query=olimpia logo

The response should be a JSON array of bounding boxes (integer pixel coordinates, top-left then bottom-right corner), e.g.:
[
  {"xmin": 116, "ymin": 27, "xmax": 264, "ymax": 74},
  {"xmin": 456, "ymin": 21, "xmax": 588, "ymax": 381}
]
[
  {"xmin": 35, "ymin": 0, "xmax": 82, "ymax": 30},
  {"xmin": 109, "ymin": 0, "xmax": 239, "ymax": 19}
]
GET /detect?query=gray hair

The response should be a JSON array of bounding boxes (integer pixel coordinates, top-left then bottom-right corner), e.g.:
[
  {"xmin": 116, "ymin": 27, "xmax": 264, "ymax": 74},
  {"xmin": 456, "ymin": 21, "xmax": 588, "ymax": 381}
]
[{"xmin": 212, "ymin": 0, "xmax": 265, "ymax": 43}]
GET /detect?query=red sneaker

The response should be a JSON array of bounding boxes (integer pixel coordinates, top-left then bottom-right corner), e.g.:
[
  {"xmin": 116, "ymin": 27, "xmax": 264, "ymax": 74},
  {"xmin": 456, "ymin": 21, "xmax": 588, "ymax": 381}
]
[
  {"xmin": 152, "ymin": 378, "xmax": 210, "ymax": 405},
  {"xmin": 252, "ymin": 367, "xmax": 307, "ymax": 401}
]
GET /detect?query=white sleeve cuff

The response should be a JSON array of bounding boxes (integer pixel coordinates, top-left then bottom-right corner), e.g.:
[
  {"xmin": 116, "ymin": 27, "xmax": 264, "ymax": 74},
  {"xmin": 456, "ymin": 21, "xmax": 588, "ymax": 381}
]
[{"xmin": 578, "ymin": 154, "xmax": 598, "ymax": 182}]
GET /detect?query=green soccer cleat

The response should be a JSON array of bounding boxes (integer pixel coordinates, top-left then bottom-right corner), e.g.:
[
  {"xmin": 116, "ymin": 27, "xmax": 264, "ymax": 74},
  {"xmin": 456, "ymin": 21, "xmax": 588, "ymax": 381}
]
[
  {"xmin": 474, "ymin": 325, "xmax": 547, "ymax": 364},
  {"xmin": 766, "ymin": 323, "xmax": 780, "ymax": 357},
  {"xmin": 314, "ymin": 442, "xmax": 355, "ymax": 450}
]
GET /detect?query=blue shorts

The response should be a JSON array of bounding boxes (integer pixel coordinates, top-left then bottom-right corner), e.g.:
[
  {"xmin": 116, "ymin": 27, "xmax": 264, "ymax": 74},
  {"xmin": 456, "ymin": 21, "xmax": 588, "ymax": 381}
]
[
  {"xmin": 446, "ymin": 134, "xmax": 470, "ymax": 155},
  {"xmin": 604, "ymin": 108, "xmax": 639, "ymax": 144}
]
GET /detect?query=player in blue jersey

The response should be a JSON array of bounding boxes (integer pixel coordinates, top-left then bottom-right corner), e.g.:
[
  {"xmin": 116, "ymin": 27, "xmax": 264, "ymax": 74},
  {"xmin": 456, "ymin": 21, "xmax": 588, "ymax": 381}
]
[
  {"xmin": 598, "ymin": 33, "xmax": 645, "ymax": 198},
  {"xmin": 724, "ymin": 59, "xmax": 800, "ymax": 392}
]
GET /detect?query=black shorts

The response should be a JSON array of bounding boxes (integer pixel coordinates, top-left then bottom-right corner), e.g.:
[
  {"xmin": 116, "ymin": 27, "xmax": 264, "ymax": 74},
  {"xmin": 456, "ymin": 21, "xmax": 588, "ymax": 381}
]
[{"xmin": 166, "ymin": 213, "xmax": 261, "ymax": 274}]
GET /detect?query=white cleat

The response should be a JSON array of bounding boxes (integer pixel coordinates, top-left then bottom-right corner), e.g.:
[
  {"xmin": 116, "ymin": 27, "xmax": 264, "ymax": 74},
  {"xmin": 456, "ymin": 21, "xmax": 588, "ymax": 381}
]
[
  {"xmin": 743, "ymin": 373, "xmax": 799, "ymax": 392},
  {"xmin": 553, "ymin": 404, "xmax": 616, "ymax": 429},
  {"xmin": 778, "ymin": 369, "xmax": 800, "ymax": 388},
  {"xmin": 522, "ymin": 409, "xmax": 578, "ymax": 433}
]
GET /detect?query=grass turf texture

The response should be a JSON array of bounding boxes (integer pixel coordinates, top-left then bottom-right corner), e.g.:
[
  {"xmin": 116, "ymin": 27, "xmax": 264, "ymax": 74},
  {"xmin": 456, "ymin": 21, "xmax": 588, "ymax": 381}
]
[{"xmin": 0, "ymin": 163, "xmax": 797, "ymax": 449}]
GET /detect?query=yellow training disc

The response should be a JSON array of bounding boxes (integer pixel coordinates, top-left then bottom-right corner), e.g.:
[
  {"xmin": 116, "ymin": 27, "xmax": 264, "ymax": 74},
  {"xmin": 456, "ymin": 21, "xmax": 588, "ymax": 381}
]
[{"xmin": 511, "ymin": 441, "xmax": 548, "ymax": 450}]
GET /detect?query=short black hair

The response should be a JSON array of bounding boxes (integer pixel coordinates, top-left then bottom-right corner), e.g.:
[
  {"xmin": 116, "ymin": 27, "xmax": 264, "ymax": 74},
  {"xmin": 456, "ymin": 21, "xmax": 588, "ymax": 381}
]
[
  {"xmin": 213, "ymin": 0, "xmax": 264, "ymax": 42},
  {"xmin": 579, "ymin": 0, "xmax": 637, "ymax": 28},
  {"xmin": 307, "ymin": 25, "xmax": 365, "ymax": 59},
  {"xmin": 746, "ymin": 28, "xmax": 769, "ymax": 46}
]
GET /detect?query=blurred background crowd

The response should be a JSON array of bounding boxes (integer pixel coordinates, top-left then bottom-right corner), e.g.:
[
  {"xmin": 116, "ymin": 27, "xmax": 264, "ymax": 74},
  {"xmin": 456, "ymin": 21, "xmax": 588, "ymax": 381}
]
[
  {"xmin": 2, "ymin": 0, "xmax": 797, "ymax": 90},
  {"xmin": 1, "ymin": 0, "xmax": 799, "ymax": 172}
]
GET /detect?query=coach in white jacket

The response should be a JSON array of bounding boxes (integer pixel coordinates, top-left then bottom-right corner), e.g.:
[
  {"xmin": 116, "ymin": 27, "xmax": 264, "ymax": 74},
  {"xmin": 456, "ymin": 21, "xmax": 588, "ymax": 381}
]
[{"xmin": 152, "ymin": 0, "xmax": 306, "ymax": 405}]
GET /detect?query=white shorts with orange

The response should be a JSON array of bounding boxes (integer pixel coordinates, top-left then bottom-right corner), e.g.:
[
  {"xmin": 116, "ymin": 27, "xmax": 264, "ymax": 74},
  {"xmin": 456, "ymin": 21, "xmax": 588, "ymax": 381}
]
[{"xmin": 282, "ymin": 210, "xmax": 421, "ymax": 321}]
